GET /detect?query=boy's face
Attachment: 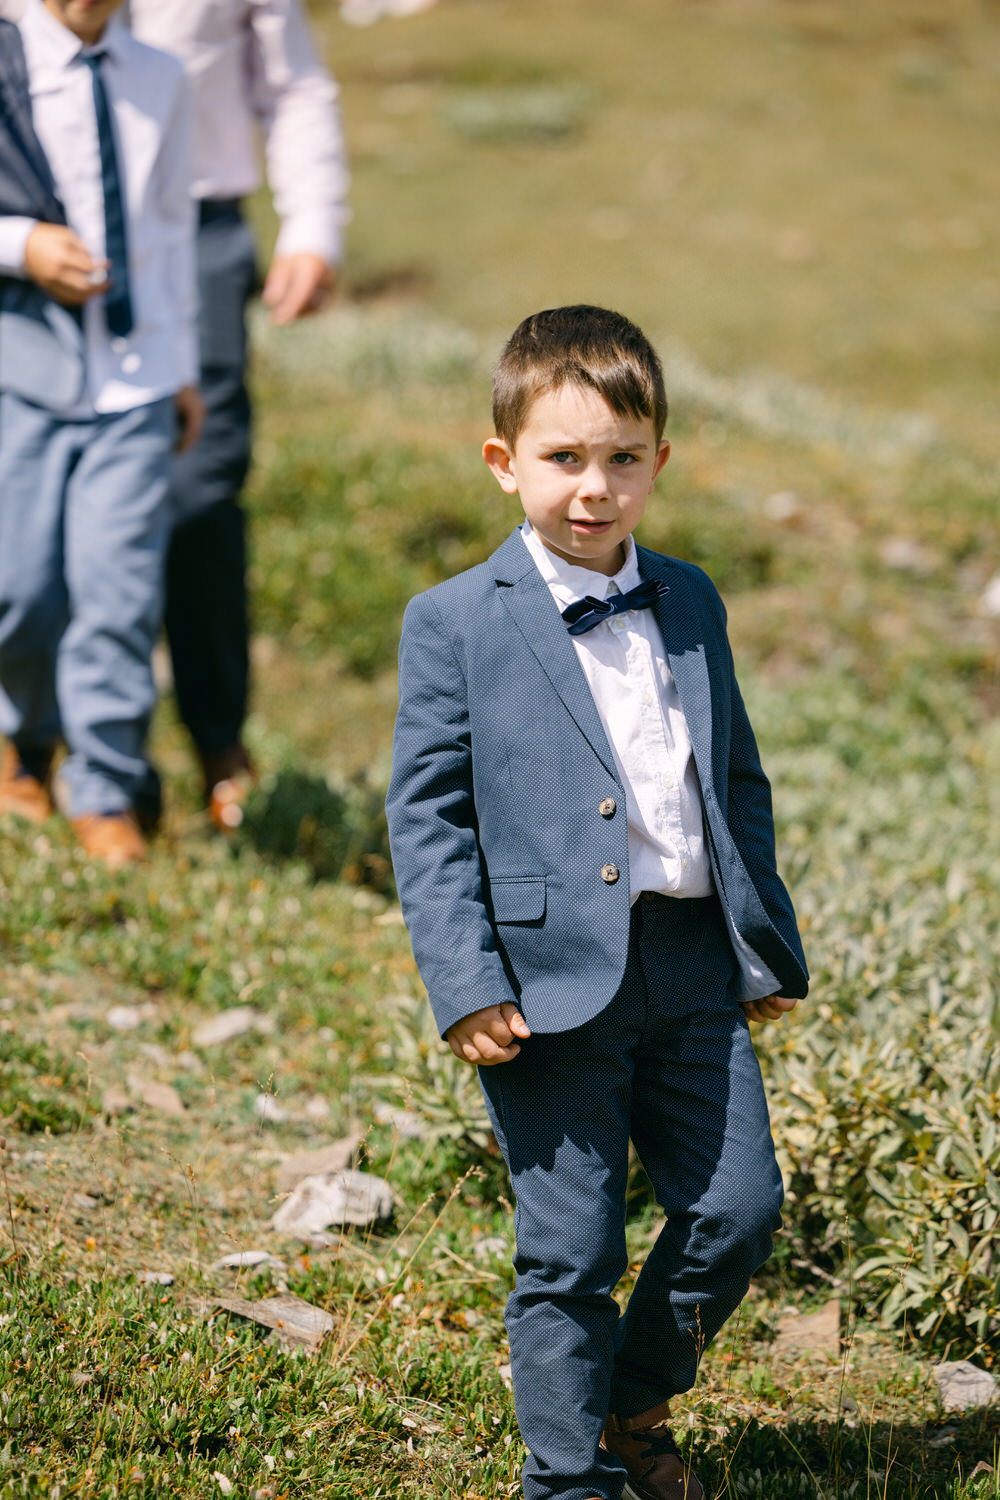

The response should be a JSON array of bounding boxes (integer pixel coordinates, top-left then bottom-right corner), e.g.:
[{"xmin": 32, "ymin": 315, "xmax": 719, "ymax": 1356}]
[
  {"xmin": 483, "ymin": 384, "xmax": 669, "ymax": 577},
  {"xmin": 44, "ymin": 0, "xmax": 124, "ymax": 44}
]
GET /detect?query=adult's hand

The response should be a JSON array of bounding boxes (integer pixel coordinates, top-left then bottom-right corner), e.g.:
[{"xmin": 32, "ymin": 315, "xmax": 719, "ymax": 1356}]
[
  {"xmin": 261, "ymin": 253, "xmax": 335, "ymax": 325},
  {"xmin": 24, "ymin": 224, "xmax": 108, "ymax": 306},
  {"xmin": 173, "ymin": 384, "xmax": 205, "ymax": 454}
]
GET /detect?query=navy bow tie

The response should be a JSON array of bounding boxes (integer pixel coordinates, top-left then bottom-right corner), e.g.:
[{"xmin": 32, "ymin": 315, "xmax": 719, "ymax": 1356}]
[{"xmin": 561, "ymin": 578, "xmax": 669, "ymax": 636}]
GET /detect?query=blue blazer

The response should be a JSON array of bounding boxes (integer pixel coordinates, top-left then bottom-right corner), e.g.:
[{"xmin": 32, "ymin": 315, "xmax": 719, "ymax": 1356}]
[
  {"xmin": 386, "ymin": 528, "xmax": 809, "ymax": 1039},
  {"xmin": 0, "ymin": 19, "xmax": 86, "ymax": 411}
]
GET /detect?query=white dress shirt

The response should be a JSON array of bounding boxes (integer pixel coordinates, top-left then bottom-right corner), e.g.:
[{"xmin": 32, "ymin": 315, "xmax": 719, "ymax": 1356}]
[
  {"xmin": 128, "ymin": 0, "xmax": 350, "ymax": 266},
  {"xmin": 0, "ymin": 0, "xmax": 197, "ymax": 413},
  {"xmin": 521, "ymin": 522, "xmax": 714, "ymax": 904}
]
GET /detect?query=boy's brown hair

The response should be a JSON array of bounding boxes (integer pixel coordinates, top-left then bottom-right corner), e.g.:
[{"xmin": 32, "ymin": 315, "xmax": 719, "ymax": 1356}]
[{"xmin": 492, "ymin": 305, "xmax": 668, "ymax": 446}]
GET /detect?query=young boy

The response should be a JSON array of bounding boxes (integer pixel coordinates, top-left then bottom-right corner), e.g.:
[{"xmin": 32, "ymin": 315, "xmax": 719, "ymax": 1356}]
[
  {"xmin": 386, "ymin": 306, "xmax": 809, "ymax": 1500},
  {"xmin": 0, "ymin": 0, "xmax": 201, "ymax": 866}
]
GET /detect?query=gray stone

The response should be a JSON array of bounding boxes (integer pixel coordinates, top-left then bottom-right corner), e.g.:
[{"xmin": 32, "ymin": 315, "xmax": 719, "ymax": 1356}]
[
  {"xmin": 275, "ymin": 1135, "xmax": 362, "ymax": 1196},
  {"xmin": 271, "ymin": 1168, "xmax": 393, "ymax": 1237},
  {"xmin": 213, "ymin": 1293, "xmax": 334, "ymax": 1351},
  {"xmin": 138, "ymin": 1270, "xmax": 175, "ymax": 1286},
  {"xmin": 932, "ymin": 1360, "xmax": 999, "ymax": 1412},
  {"xmin": 106, "ymin": 1005, "xmax": 143, "ymax": 1032},
  {"xmin": 101, "ymin": 1087, "xmax": 135, "ymax": 1117}
]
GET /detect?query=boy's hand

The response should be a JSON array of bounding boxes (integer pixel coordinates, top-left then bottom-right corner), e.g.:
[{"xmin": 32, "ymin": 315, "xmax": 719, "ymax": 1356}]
[
  {"xmin": 742, "ymin": 993, "xmax": 798, "ymax": 1024},
  {"xmin": 446, "ymin": 1002, "xmax": 531, "ymax": 1066},
  {"xmin": 24, "ymin": 224, "xmax": 108, "ymax": 305},
  {"xmin": 173, "ymin": 385, "xmax": 205, "ymax": 454}
]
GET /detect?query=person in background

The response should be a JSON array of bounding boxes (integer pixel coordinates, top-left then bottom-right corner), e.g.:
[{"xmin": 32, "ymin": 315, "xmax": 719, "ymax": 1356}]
[
  {"xmin": 0, "ymin": 0, "xmax": 201, "ymax": 868},
  {"xmin": 128, "ymin": 0, "xmax": 350, "ymax": 832}
]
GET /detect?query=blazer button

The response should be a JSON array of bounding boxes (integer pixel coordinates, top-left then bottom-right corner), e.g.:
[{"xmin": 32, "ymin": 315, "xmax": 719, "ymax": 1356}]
[
  {"xmin": 601, "ymin": 863, "xmax": 620, "ymax": 884},
  {"xmin": 599, "ymin": 797, "xmax": 617, "ymax": 818}
]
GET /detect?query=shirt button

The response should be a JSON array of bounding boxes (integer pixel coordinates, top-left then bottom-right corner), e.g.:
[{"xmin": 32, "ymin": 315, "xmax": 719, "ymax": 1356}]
[
  {"xmin": 661, "ymin": 772, "xmax": 674, "ymax": 789},
  {"xmin": 642, "ymin": 692, "xmax": 653, "ymax": 707},
  {"xmin": 601, "ymin": 863, "xmax": 620, "ymax": 884},
  {"xmin": 599, "ymin": 797, "xmax": 617, "ymax": 818},
  {"xmin": 121, "ymin": 352, "xmax": 141, "ymax": 375}
]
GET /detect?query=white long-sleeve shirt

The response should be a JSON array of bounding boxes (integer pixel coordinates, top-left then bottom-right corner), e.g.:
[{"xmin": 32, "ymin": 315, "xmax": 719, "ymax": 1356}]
[
  {"xmin": 0, "ymin": 0, "xmax": 198, "ymax": 412},
  {"xmin": 521, "ymin": 522, "xmax": 782, "ymax": 999},
  {"xmin": 128, "ymin": 0, "xmax": 350, "ymax": 266},
  {"xmin": 521, "ymin": 521, "xmax": 714, "ymax": 903}
]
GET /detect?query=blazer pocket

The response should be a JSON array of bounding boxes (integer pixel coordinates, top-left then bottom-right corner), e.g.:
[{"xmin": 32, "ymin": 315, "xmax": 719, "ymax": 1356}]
[{"xmin": 490, "ymin": 876, "xmax": 547, "ymax": 923}]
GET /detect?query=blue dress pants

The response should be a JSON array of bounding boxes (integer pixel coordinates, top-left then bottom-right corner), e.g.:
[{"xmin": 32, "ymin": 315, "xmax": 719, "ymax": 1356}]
[
  {"xmin": 478, "ymin": 893, "xmax": 783, "ymax": 1500},
  {"xmin": 0, "ymin": 392, "xmax": 175, "ymax": 817}
]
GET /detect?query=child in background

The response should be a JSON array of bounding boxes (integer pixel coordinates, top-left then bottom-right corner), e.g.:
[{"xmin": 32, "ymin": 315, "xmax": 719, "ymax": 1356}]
[
  {"xmin": 387, "ymin": 305, "xmax": 808, "ymax": 1500},
  {"xmin": 0, "ymin": 0, "xmax": 201, "ymax": 866}
]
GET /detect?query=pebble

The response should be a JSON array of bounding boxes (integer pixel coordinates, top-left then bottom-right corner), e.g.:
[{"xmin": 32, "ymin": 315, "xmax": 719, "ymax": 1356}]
[
  {"xmin": 106, "ymin": 1006, "xmax": 142, "ymax": 1033},
  {"xmin": 472, "ymin": 1236, "xmax": 509, "ymax": 1259},
  {"xmin": 138, "ymin": 1270, "xmax": 175, "ymax": 1286},
  {"xmin": 373, "ymin": 1101, "xmax": 425, "ymax": 1139},
  {"xmin": 213, "ymin": 1293, "xmax": 334, "ymax": 1352},
  {"xmin": 101, "ymin": 1087, "xmax": 135, "ymax": 1117},
  {"xmin": 127, "ymin": 1075, "xmax": 186, "ymax": 1117}
]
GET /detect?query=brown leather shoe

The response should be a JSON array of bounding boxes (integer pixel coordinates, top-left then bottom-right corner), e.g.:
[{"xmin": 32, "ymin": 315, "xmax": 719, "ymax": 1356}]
[
  {"xmin": 0, "ymin": 741, "xmax": 55, "ymax": 823},
  {"xmin": 604, "ymin": 1402, "xmax": 705, "ymax": 1500},
  {"xmin": 71, "ymin": 811, "xmax": 148, "ymax": 869},
  {"xmin": 200, "ymin": 744, "xmax": 256, "ymax": 833}
]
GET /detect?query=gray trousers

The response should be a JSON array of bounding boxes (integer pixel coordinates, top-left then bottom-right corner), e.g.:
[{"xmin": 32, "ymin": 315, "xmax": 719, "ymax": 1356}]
[
  {"xmin": 0, "ymin": 392, "xmax": 175, "ymax": 816},
  {"xmin": 479, "ymin": 893, "xmax": 783, "ymax": 1500}
]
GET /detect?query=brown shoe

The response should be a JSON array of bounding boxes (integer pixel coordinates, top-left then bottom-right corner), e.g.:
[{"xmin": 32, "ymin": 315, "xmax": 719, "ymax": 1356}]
[
  {"xmin": 604, "ymin": 1402, "xmax": 705, "ymax": 1500},
  {"xmin": 71, "ymin": 811, "xmax": 148, "ymax": 869},
  {"xmin": 0, "ymin": 741, "xmax": 55, "ymax": 823},
  {"xmin": 201, "ymin": 744, "xmax": 256, "ymax": 833}
]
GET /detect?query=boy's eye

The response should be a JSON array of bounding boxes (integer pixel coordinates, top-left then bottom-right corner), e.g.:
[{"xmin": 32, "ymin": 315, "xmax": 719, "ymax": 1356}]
[
  {"xmin": 610, "ymin": 452, "xmax": 638, "ymax": 465},
  {"xmin": 548, "ymin": 451, "xmax": 577, "ymax": 464}
]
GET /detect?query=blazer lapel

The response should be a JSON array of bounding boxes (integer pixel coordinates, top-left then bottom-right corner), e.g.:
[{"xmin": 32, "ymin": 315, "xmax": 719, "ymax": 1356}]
[{"xmin": 492, "ymin": 530, "xmax": 621, "ymax": 783}]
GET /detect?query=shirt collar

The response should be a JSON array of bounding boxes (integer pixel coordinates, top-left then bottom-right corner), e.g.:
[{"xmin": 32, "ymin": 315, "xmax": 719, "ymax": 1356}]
[{"xmin": 520, "ymin": 520, "xmax": 641, "ymax": 607}]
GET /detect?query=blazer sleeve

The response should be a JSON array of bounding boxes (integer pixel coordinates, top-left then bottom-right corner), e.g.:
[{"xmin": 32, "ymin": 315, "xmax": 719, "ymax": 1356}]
[
  {"xmin": 385, "ymin": 591, "xmax": 522, "ymax": 1037},
  {"xmin": 710, "ymin": 584, "xmax": 809, "ymax": 997}
]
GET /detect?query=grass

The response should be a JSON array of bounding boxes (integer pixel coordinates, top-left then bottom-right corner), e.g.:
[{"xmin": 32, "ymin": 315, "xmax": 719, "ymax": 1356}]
[{"xmin": 4, "ymin": 0, "xmax": 1000, "ymax": 1493}]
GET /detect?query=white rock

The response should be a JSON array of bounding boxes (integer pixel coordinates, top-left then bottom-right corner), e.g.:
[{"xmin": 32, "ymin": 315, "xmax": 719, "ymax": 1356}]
[
  {"xmin": 271, "ymin": 1168, "xmax": 394, "ymax": 1237},
  {"xmin": 932, "ymin": 1360, "xmax": 998, "ymax": 1411},
  {"xmin": 373, "ymin": 1101, "xmax": 425, "ymax": 1139},
  {"xmin": 106, "ymin": 1005, "xmax": 142, "ymax": 1032},
  {"xmin": 138, "ymin": 1270, "xmax": 175, "ymax": 1286},
  {"xmin": 303, "ymin": 1095, "xmax": 331, "ymax": 1122},
  {"xmin": 254, "ymin": 1094, "xmax": 286, "ymax": 1125},
  {"xmin": 212, "ymin": 1251, "xmax": 286, "ymax": 1272},
  {"xmin": 193, "ymin": 1007, "xmax": 266, "ymax": 1048},
  {"xmin": 978, "ymin": 571, "xmax": 1000, "ymax": 618},
  {"xmin": 127, "ymin": 1075, "xmax": 186, "ymax": 1116},
  {"xmin": 472, "ymin": 1236, "xmax": 509, "ymax": 1259},
  {"xmin": 762, "ymin": 490, "xmax": 802, "ymax": 523}
]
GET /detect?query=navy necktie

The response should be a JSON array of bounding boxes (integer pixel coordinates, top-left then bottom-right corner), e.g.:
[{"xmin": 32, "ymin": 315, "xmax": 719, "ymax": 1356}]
[
  {"xmin": 561, "ymin": 578, "xmax": 669, "ymax": 636},
  {"xmin": 82, "ymin": 51, "xmax": 133, "ymax": 338}
]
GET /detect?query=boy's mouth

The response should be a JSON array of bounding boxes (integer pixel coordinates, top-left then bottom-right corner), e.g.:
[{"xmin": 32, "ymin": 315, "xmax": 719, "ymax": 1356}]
[{"xmin": 569, "ymin": 518, "xmax": 614, "ymax": 534}]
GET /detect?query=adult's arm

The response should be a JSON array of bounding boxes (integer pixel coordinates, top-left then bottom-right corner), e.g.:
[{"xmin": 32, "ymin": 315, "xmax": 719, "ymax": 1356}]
[
  {"xmin": 248, "ymin": 0, "xmax": 351, "ymax": 273},
  {"xmin": 385, "ymin": 592, "xmax": 522, "ymax": 1038}
]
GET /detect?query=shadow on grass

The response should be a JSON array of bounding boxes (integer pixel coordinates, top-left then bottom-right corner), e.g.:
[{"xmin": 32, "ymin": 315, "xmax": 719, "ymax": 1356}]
[
  {"xmin": 704, "ymin": 1412, "xmax": 1000, "ymax": 1499},
  {"xmin": 238, "ymin": 766, "xmax": 394, "ymax": 892}
]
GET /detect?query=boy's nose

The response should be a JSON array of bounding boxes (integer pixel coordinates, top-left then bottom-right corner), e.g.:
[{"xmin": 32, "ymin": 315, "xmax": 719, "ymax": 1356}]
[{"xmin": 576, "ymin": 463, "xmax": 610, "ymax": 499}]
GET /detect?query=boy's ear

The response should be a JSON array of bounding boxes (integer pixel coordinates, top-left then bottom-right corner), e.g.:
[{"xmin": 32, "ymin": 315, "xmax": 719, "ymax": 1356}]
[
  {"xmin": 483, "ymin": 436, "xmax": 519, "ymax": 494},
  {"xmin": 649, "ymin": 439, "xmax": 671, "ymax": 490}
]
